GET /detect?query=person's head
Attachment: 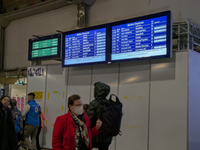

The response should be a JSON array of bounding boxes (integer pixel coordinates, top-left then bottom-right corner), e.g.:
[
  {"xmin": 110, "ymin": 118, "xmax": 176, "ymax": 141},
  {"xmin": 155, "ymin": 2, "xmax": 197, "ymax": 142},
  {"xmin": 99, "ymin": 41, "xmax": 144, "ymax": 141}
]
[
  {"xmin": 28, "ymin": 92, "xmax": 35, "ymax": 101},
  {"xmin": 94, "ymin": 82, "xmax": 110, "ymax": 99},
  {"xmin": 68, "ymin": 94, "xmax": 83, "ymax": 116},
  {"xmin": 83, "ymin": 104, "xmax": 89, "ymax": 113},
  {"xmin": 0, "ymin": 96, "xmax": 11, "ymax": 107},
  {"xmin": 11, "ymin": 99, "xmax": 17, "ymax": 107}
]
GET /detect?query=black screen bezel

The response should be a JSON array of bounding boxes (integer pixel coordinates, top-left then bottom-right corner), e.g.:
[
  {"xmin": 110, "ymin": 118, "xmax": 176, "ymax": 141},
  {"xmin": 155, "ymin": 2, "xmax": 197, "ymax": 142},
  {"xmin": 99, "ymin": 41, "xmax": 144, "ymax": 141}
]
[
  {"xmin": 109, "ymin": 11, "xmax": 172, "ymax": 63},
  {"xmin": 28, "ymin": 34, "xmax": 61, "ymax": 61},
  {"xmin": 62, "ymin": 24, "xmax": 110, "ymax": 68}
]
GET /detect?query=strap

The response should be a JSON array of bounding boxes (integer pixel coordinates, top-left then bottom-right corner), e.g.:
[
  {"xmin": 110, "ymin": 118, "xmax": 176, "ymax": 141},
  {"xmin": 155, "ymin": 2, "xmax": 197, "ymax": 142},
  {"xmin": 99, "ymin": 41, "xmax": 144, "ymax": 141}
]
[{"xmin": 109, "ymin": 94, "xmax": 120, "ymax": 102}]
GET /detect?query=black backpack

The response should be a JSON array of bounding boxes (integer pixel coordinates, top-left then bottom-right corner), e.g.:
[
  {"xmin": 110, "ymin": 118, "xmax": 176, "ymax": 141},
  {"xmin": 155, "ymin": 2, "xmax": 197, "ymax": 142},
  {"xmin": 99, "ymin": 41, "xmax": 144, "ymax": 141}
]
[{"xmin": 97, "ymin": 94, "xmax": 123, "ymax": 137}]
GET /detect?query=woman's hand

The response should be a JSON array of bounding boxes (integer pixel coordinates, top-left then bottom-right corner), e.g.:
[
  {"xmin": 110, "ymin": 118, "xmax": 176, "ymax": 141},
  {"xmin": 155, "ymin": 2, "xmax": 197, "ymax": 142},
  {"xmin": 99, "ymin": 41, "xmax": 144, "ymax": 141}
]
[{"xmin": 96, "ymin": 119, "xmax": 102, "ymax": 130}]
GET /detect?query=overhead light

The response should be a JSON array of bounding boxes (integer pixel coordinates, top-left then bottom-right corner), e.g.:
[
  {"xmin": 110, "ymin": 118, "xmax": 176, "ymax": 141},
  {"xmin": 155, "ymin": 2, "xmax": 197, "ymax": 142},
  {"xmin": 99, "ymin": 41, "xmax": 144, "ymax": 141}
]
[{"xmin": 18, "ymin": 81, "xmax": 24, "ymax": 85}]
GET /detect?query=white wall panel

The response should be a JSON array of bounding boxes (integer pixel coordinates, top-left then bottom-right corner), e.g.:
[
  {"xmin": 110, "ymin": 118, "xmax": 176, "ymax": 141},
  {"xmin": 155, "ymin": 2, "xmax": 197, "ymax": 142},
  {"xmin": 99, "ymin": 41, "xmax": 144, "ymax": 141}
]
[
  {"xmin": 67, "ymin": 66, "xmax": 92, "ymax": 111},
  {"xmin": 27, "ymin": 66, "xmax": 47, "ymax": 111},
  {"xmin": 90, "ymin": 64, "xmax": 119, "ymax": 100},
  {"xmin": 43, "ymin": 64, "xmax": 67, "ymax": 148},
  {"xmin": 27, "ymin": 66, "xmax": 47, "ymax": 147},
  {"xmin": 188, "ymin": 50, "xmax": 200, "ymax": 150},
  {"xmin": 26, "ymin": 51, "xmax": 190, "ymax": 150},
  {"xmin": 149, "ymin": 52, "xmax": 188, "ymax": 150},
  {"xmin": 116, "ymin": 61, "xmax": 150, "ymax": 150},
  {"xmin": 5, "ymin": 0, "xmax": 200, "ymax": 69},
  {"xmin": 11, "ymin": 84, "xmax": 27, "ymax": 98},
  {"xmin": 91, "ymin": 63, "xmax": 119, "ymax": 150}
]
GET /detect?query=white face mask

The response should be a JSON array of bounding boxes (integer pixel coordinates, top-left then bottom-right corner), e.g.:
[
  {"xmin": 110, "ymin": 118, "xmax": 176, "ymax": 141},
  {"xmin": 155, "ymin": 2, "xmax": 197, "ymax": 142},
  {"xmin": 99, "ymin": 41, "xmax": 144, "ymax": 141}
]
[{"xmin": 74, "ymin": 106, "xmax": 83, "ymax": 115}]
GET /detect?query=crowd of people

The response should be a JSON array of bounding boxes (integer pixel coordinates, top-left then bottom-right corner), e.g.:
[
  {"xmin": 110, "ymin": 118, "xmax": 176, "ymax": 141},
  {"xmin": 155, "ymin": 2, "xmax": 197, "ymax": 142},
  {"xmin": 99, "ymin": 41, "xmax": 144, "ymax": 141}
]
[
  {"xmin": 0, "ymin": 82, "xmax": 115, "ymax": 150},
  {"xmin": 0, "ymin": 93, "xmax": 46, "ymax": 150}
]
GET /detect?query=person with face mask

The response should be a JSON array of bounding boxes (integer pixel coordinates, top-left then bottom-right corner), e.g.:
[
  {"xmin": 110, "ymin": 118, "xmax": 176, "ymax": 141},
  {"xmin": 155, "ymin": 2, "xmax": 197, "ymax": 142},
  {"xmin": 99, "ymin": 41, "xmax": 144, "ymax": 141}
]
[{"xmin": 52, "ymin": 94, "xmax": 102, "ymax": 150}]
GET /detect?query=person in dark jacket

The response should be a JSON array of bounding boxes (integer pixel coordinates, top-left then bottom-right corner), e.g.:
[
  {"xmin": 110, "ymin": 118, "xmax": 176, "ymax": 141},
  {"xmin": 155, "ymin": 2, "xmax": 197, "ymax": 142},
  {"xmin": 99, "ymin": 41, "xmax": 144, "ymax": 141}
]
[
  {"xmin": 11, "ymin": 99, "xmax": 23, "ymax": 143},
  {"xmin": 0, "ymin": 100, "xmax": 18, "ymax": 150},
  {"xmin": 87, "ymin": 82, "xmax": 112, "ymax": 150}
]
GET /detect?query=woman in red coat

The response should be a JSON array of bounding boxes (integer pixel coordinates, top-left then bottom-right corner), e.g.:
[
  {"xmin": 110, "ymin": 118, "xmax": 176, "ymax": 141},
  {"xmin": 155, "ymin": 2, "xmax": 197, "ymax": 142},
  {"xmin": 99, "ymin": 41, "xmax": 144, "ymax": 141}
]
[{"xmin": 52, "ymin": 94, "xmax": 102, "ymax": 150}]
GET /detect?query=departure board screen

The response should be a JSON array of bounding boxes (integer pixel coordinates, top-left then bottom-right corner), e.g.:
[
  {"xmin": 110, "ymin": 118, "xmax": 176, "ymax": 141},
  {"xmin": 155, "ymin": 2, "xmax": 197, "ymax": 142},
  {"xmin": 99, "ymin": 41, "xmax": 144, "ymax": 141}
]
[
  {"xmin": 111, "ymin": 12, "xmax": 172, "ymax": 61},
  {"xmin": 63, "ymin": 27, "xmax": 107, "ymax": 66},
  {"xmin": 28, "ymin": 34, "xmax": 61, "ymax": 61}
]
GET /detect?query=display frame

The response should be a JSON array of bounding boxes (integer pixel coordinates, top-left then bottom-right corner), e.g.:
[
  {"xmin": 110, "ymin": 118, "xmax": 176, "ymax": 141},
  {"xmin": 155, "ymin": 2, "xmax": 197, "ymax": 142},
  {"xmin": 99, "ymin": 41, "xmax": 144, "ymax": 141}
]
[
  {"xmin": 28, "ymin": 34, "xmax": 61, "ymax": 61},
  {"xmin": 62, "ymin": 24, "xmax": 110, "ymax": 67},
  {"xmin": 109, "ymin": 11, "xmax": 172, "ymax": 63}
]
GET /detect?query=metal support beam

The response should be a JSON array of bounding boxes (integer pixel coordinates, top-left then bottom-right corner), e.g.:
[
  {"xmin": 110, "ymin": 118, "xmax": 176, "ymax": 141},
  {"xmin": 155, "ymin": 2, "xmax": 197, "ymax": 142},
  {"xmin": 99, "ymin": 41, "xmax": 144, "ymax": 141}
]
[
  {"xmin": 0, "ymin": 26, "xmax": 5, "ymax": 71},
  {"xmin": 4, "ymin": 84, "xmax": 11, "ymax": 96},
  {"xmin": 0, "ymin": 0, "xmax": 2, "ymax": 11},
  {"xmin": 77, "ymin": 3, "xmax": 87, "ymax": 29}
]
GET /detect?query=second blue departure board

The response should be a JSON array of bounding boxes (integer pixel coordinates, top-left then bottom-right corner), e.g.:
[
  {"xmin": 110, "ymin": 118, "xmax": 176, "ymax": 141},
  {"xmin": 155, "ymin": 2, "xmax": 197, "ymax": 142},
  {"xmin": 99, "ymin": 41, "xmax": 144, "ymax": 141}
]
[
  {"xmin": 63, "ymin": 28, "xmax": 106, "ymax": 66},
  {"xmin": 111, "ymin": 14, "xmax": 171, "ymax": 61}
]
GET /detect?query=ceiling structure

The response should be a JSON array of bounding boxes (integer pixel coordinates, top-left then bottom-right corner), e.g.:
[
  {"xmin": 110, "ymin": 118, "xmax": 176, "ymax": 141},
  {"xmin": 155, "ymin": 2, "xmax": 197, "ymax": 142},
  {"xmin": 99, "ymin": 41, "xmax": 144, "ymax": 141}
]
[{"xmin": 0, "ymin": 0, "xmax": 72, "ymax": 27}]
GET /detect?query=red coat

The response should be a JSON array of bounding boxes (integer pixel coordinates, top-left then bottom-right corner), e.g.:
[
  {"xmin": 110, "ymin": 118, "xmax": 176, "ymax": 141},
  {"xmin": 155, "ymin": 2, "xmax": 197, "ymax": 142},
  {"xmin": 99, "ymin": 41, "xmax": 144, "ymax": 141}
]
[{"xmin": 52, "ymin": 111, "xmax": 101, "ymax": 150}]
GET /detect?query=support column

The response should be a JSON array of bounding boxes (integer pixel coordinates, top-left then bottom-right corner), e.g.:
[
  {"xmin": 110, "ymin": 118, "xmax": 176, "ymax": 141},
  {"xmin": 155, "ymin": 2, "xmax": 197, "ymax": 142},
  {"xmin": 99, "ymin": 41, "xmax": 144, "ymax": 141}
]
[
  {"xmin": 0, "ymin": 0, "xmax": 2, "ymax": 13},
  {"xmin": 4, "ymin": 84, "xmax": 11, "ymax": 96},
  {"xmin": 77, "ymin": 3, "xmax": 88, "ymax": 29},
  {"xmin": 0, "ymin": 26, "xmax": 5, "ymax": 71}
]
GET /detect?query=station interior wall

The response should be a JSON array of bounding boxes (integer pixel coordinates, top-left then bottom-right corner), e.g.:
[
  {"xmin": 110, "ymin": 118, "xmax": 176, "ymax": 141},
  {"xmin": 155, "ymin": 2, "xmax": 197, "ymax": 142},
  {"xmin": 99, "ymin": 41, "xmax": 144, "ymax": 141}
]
[
  {"xmin": 11, "ymin": 84, "xmax": 27, "ymax": 98},
  {"xmin": 27, "ymin": 51, "xmax": 189, "ymax": 150},
  {"xmin": 188, "ymin": 50, "xmax": 200, "ymax": 150},
  {"xmin": 3, "ymin": 0, "xmax": 200, "ymax": 149},
  {"xmin": 4, "ymin": 0, "xmax": 200, "ymax": 70}
]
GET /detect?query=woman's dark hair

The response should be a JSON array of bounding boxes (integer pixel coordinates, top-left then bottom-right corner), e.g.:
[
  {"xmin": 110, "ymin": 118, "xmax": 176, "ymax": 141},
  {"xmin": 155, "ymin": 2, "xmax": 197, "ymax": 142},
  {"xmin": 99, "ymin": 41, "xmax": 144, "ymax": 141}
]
[
  {"xmin": 0, "ymin": 96, "xmax": 11, "ymax": 101},
  {"xmin": 11, "ymin": 99, "xmax": 17, "ymax": 107},
  {"xmin": 9, "ymin": 100, "xmax": 14, "ymax": 109},
  {"xmin": 83, "ymin": 104, "xmax": 89, "ymax": 112},
  {"xmin": 68, "ymin": 94, "xmax": 81, "ymax": 108}
]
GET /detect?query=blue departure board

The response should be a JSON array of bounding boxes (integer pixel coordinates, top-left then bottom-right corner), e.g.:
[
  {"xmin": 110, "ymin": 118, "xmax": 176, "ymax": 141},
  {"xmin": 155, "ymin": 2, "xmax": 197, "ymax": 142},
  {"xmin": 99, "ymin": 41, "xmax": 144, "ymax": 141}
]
[
  {"xmin": 63, "ymin": 28, "xmax": 106, "ymax": 66},
  {"xmin": 111, "ymin": 14, "xmax": 171, "ymax": 61}
]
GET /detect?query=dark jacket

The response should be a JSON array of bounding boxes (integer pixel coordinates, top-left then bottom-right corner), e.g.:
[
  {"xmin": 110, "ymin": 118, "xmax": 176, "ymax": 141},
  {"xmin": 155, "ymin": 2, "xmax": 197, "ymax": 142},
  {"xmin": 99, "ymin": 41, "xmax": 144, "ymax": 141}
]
[
  {"xmin": 0, "ymin": 102, "xmax": 18, "ymax": 150},
  {"xmin": 87, "ymin": 82, "xmax": 112, "ymax": 144}
]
